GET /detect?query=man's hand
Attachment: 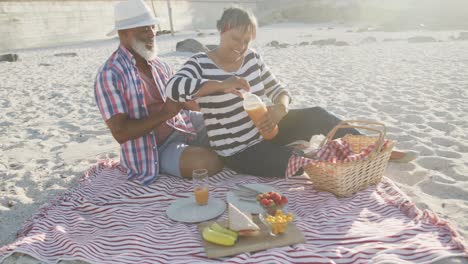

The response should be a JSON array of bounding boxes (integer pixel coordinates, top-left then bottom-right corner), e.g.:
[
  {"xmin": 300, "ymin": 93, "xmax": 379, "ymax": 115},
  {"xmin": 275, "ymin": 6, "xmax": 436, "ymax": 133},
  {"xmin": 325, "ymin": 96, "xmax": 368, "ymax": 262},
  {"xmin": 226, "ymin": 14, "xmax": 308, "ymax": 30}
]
[
  {"xmin": 220, "ymin": 76, "xmax": 250, "ymax": 97},
  {"xmin": 162, "ymin": 98, "xmax": 183, "ymax": 118}
]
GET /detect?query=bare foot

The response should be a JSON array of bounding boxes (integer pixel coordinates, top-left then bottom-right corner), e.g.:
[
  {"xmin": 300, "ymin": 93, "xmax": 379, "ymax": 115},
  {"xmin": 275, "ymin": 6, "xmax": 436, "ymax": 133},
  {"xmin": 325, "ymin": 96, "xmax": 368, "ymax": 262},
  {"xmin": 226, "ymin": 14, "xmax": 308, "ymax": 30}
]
[
  {"xmin": 390, "ymin": 151, "xmax": 406, "ymax": 160},
  {"xmin": 389, "ymin": 150, "xmax": 418, "ymax": 163}
]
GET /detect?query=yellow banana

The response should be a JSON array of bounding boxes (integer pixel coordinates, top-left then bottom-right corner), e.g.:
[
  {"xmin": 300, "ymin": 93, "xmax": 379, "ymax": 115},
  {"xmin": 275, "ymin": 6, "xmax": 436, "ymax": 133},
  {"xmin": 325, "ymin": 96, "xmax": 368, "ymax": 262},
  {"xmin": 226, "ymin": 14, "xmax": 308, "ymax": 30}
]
[
  {"xmin": 202, "ymin": 226, "xmax": 237, "ymax": 246},
  {"xmin": 210, "ymin": 222, "xmax": 238, "ymax": 240}
]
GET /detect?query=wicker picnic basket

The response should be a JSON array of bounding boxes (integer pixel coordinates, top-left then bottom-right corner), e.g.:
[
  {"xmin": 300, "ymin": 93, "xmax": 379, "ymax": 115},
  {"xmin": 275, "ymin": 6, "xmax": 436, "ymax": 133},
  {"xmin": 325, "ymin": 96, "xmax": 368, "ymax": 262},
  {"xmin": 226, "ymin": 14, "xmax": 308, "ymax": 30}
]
[{"xmin": 304, "ymin": 120, "xmax": 394, "ymax": 197}]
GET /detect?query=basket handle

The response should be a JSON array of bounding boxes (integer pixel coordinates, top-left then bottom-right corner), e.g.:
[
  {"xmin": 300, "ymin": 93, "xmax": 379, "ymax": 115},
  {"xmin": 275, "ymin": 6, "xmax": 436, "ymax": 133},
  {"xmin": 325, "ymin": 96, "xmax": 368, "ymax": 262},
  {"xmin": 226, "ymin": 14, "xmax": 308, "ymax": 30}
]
[
  {"xmin": 337, "ymin": 120, "xmax": 387, "ymax": 135},
  {"xmin": 321, "ymin": 120, "xmax": 387, "ymax": 154}
]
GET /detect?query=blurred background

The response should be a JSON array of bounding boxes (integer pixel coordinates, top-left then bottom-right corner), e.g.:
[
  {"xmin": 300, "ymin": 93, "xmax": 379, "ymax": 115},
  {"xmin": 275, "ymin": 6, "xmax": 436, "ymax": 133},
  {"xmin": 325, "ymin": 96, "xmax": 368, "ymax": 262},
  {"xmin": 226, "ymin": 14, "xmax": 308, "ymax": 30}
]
[{"xmin": 1, "ymin": 0, "xmax": 468, "ymax": 51}]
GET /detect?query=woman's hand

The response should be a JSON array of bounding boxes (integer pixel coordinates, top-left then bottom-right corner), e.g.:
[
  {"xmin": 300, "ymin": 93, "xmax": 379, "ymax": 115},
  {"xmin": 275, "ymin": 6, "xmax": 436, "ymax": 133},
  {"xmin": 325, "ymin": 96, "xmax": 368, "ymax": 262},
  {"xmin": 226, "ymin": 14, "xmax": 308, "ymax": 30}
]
[
  {"xmin": 268, "ymin": 104, "xmax": 288, "ymax": 124},
  {"xmin": 220, "ymin": 76, "xmax": 250, "ymax": 97},
  {"xmin": 161, "ymin": 99, "xmax": 183, "ymax": 118},
  {"xmin": 182, "ymin": 101, "xmax": 200, "ymax": 111},
  {"xmin": 256, "ymin": 104, "xmax": 288, "ymax": 133}
]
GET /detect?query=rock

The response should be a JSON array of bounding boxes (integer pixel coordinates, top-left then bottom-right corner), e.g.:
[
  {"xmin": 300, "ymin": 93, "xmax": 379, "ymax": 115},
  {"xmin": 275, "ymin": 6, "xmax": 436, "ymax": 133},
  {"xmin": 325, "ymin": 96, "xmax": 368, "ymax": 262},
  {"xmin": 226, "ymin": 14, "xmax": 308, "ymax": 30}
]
[
  {"xmin": 311, "ymin": 38, "xmax": 336, "ymax": 46},
  {"xmin": 205, "ymin": 44, "xmax": 218, "ymax": 50},
  {"xmin": 267, "ymin": 41, "xmax": 289, "ymax": 48},
  {"xmin": 176, "ymin": 39, "xmax": 207, "ymax": 53},
  {"xmin": 54, "ymin": 52, "xmax": 78, "ymax": 57},
  {"xmin": 0, "ymin": 53, "xmax": 19, "ymax": 62},
  {"xmin": 197, "ymin": 32, "xmax": 206, "ymax": 37},
  {"xmin": 457, "ymin": 32, "xmax": 468, "ymax": 40},
  {"xmin": 267, "ymin": 40, "xmax": 280, "ymax": 48},
  {"xmin": 407, "ymin": 36, "xmax": 437, "ymax": 43},
  {"xmin": 360, "ymin": 36, "xmax": 377, "ymax": 44},
  {"xmin": 7, "ymin": 200, "xmax": 16, "ymax": 208},
  {"xmin": 334, "ymin": 41, "xmax": 349, "ymax": 46},
  {"xmin": 156, "ymin": 30, "xmax": 172, "ymax": 36},
  {"xmin": 346, "ymin": 30, "xmax": 354, "ymax": 33},
  {"xmin": 356, "ymin": 26, "xmax": 380, "ymax": 33},
  {"xmin": 299, "ymin": 41, "xmax": 309, "ymax": 46},
  {"xmin": 39, "ymin": 63, "xmax": 52, "ymax": 67}
]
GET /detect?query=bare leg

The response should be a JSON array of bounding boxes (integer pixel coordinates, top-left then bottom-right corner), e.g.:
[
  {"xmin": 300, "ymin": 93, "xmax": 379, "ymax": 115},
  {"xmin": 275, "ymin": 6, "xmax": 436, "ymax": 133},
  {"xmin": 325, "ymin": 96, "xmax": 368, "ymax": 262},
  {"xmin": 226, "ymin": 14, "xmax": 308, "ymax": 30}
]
[
  {"xmin": 179, "ymin": 146, "xmax": 224, "ymax": 178},
  {"xmin": 389, "ymin": 150, "xmax": 418, "ymax": 163},
  {"xmin": 390, "ymin": 151, "xmax": 406, "ymax": 160}
]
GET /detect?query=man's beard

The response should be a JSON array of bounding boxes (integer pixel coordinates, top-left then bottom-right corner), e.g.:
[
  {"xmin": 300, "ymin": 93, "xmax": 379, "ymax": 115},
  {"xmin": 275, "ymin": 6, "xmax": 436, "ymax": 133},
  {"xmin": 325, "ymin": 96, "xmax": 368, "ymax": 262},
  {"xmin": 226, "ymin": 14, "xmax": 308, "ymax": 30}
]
[{"xmin": 131, "ymin": 38, "xmax": 158, "ymax": 60}]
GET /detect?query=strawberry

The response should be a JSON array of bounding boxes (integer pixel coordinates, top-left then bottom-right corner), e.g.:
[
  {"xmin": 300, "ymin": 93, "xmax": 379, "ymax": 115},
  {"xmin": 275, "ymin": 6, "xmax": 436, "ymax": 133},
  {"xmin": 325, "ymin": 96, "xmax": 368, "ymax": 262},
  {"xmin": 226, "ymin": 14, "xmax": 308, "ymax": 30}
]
[
  {"xmin": 275, "ymin": 196, "xmax": 281, "ymax": 205},
  {"xmin": 280, "ymin": 196, "xmax": 288, "ymax": 205},
  {"xmin": 268, "ymin": 200, "xmax": 275, "ymax": 207},
  {"xmin": 261, "ymin": 198, "xmax": 269, "ymax": 206},
  {"xmin": 270, "ymin": 192, "xmax": 278, "ymax": 200},
  {"xmin": 257, "ymin": 194, "xmax": 262, "ymax": 201}
]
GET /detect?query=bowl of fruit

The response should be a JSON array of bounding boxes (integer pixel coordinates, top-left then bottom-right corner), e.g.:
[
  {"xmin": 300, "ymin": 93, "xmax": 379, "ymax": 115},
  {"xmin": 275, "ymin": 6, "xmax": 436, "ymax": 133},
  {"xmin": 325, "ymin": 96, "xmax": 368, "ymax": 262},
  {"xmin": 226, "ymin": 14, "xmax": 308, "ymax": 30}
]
[
  {"xmin": 259, "ymin": 209, "xmax": 294, "ymax": 236},
  {"xmin": 256, "ymin": 191, "xmax": 288, "ymax": 216}
]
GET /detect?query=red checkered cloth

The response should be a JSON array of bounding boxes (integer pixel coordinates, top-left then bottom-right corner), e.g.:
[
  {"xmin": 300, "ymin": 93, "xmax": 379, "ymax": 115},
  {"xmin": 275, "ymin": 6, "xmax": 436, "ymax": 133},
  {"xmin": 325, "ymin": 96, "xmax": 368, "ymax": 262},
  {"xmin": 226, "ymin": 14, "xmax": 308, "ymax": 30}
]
[{"xmin": 286, "ymin": 138, "xmax": 391, "ymax": 178}]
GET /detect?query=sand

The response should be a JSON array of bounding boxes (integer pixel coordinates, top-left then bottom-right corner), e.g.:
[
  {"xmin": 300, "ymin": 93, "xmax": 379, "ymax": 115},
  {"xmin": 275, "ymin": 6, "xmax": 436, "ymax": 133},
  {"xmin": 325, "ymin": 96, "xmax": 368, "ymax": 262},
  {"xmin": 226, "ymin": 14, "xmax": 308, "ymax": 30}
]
[{"xmin": 1, "ymin": 24, "xmax": 467, "ymax": 263}]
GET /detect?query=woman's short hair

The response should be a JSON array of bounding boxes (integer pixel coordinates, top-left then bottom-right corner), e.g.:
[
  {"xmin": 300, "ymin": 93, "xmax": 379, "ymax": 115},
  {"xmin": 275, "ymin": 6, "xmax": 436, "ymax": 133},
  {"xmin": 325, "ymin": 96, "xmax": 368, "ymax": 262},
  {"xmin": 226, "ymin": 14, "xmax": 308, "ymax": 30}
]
[{"xmin": 216, "ymin": 7, "xmax": 257, "ymax": 38}]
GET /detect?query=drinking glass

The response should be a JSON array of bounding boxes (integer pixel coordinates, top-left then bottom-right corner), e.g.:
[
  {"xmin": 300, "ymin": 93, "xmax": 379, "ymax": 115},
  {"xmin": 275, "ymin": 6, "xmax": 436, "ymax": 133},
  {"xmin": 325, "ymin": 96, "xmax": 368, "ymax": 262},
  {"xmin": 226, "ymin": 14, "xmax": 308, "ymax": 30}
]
[{"xmin": 193, "ymin": 169, "xmax": 209, "ymax": 206}]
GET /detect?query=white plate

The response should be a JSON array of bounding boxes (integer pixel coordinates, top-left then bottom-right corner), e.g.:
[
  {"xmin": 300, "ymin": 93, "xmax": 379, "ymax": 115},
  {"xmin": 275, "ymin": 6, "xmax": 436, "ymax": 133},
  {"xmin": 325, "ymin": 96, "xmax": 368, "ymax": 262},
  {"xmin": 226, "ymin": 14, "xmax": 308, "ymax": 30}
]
[
  {"xmin": 166, "ymin": 197, "xmax": 226, "ymax": 223},
  {"xmin": 226, "ymin": 183, "xmax": 279, "ymax": 214}
]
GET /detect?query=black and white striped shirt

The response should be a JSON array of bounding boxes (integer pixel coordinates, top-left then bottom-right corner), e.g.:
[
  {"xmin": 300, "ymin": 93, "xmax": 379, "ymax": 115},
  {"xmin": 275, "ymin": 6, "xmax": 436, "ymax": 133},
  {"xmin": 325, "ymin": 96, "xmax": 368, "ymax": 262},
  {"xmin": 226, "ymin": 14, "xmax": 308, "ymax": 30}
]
[{"xmin": 166, "ymin": 49, "xmax": 290, "ymax": 157}]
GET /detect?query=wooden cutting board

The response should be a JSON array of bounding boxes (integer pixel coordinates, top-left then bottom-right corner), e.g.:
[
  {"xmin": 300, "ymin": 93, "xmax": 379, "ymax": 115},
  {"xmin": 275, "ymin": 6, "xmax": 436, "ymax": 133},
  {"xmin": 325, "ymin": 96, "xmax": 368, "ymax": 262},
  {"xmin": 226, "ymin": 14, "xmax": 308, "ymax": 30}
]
[{"xmin": 198, "ymin": 216, "xmax": 306, "ymax": 259}]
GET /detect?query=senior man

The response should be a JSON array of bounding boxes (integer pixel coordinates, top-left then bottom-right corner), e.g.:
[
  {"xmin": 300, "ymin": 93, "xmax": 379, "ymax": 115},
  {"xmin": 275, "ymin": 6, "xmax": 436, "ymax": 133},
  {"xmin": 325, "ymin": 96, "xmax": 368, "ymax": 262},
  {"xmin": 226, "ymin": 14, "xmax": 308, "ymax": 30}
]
[{"xmin": 95, "ymin": 0, "xmax": 222, "ymax": 185}]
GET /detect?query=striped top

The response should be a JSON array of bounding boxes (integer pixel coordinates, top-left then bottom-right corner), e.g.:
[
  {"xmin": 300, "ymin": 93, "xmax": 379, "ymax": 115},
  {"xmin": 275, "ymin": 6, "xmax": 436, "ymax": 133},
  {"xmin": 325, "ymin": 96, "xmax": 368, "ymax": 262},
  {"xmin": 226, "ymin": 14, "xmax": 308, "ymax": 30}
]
[
  {"xmin": 166, "ymin": 49, "xmax": 290, "ymax": 157},
  {"xmin": 94, "ymin": 45, "xmax": 195, "ymax": 185}
]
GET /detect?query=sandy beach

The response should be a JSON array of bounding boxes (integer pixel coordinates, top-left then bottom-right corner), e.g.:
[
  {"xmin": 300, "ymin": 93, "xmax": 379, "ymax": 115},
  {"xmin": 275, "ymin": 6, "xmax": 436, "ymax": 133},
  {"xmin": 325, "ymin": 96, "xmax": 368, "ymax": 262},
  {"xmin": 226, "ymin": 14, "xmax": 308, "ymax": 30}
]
[{"xmin": 1, "ymin": 24, "xmax": 467, "ymax": 263}]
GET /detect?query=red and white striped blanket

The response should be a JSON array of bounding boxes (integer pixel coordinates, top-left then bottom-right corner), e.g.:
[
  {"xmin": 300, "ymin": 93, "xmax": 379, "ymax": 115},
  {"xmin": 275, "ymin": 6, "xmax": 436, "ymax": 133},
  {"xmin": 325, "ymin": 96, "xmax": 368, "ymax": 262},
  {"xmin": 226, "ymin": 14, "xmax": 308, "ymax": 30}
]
[{"xmin": 1, "ymin": 160, "xmax": 467, "ymax": 264}]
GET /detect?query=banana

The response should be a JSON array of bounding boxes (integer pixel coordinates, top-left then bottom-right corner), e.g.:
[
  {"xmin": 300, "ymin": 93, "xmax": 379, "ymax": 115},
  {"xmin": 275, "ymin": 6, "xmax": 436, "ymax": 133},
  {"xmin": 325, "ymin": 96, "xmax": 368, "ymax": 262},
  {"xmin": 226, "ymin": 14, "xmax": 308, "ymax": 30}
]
[
  {"xmin": 202, "ymin": 226, "xmax": 237, "ymax": 246},
  {"xmin": 210, "ymin": 222, "xmax": 238, "ymax": 240}
]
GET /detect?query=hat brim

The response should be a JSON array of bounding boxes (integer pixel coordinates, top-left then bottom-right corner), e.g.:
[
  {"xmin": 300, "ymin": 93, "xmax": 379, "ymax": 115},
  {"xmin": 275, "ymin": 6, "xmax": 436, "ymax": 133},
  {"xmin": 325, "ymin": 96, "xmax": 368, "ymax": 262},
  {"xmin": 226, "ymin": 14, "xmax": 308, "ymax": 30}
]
[{"xmin": 106, "ymin": 17, "xmax": 161, "ymax": 37}]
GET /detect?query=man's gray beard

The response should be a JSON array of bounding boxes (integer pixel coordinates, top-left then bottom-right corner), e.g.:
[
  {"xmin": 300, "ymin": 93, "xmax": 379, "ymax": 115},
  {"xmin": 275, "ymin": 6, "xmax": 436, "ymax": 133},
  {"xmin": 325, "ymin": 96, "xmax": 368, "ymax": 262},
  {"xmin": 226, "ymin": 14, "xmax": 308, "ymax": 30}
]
[{"xmin": 131, "ymin": 38, "xmax": 158, "ymax": 60}]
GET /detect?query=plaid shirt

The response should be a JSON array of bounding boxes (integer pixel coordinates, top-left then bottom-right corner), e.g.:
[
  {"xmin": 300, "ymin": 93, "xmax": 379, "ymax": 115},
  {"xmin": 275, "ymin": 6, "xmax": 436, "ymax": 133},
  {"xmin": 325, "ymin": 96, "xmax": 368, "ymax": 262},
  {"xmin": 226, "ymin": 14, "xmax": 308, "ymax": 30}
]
[{"xmin": 95, "ymin": 45, "xmax": 195, "ymax": 185}]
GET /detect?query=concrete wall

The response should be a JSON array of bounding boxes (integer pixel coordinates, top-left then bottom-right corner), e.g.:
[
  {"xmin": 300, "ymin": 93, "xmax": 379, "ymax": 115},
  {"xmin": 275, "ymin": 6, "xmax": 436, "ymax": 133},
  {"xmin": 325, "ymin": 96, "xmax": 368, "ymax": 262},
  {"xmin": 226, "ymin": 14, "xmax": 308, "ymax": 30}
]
[
  {"xmin": 1, "ymin": 1, "xmax": 116, "ymax": 51},
  {"xmin": 0, "ymin": 0, "xmax": 258, "ymax": 52}
]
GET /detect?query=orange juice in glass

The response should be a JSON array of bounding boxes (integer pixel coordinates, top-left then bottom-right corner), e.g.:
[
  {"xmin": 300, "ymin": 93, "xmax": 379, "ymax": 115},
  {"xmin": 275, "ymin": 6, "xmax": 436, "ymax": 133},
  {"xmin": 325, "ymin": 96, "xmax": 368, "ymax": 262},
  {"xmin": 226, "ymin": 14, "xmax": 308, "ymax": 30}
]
[
  {"xmin": 243, "ymin": 93, "xmax": 278, "ymax": 140},
  {"xmin": 193, "ymin": 169, "xmax": 209, "ymax": 205}
]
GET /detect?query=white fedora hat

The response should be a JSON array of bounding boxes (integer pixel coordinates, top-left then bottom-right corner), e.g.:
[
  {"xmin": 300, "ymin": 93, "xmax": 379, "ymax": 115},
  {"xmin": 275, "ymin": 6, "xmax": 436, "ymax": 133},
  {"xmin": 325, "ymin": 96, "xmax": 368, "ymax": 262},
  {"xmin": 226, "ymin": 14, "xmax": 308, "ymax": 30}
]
[{"xmin": 107, "ymin": 0, "xmax": 161, "ymax": 37}]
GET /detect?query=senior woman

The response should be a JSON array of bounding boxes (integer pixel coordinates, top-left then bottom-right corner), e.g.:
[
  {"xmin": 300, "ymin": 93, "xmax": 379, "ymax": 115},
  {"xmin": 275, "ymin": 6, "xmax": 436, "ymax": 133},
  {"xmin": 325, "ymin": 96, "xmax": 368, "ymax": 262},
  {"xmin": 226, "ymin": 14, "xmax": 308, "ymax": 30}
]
[{"xmin": 165, "ymin": 7, "xmax": 416, "ymax": 177}]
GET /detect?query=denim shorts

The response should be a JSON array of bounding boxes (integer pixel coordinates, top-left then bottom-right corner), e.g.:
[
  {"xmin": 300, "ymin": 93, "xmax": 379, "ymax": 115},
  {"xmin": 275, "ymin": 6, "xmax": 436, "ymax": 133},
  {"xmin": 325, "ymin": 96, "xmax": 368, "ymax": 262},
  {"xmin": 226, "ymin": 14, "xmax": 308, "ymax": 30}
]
[{"xmin": 158, "ymin": 110, "xmax": 209, "ymax": 177}]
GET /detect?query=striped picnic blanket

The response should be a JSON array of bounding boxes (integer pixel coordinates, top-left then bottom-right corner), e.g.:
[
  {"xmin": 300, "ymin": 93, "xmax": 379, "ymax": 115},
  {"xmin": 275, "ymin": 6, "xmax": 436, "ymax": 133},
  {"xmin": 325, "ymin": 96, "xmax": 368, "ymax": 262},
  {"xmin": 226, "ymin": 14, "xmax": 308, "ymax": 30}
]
[{"xmin": 1, "ymin": 160, "xmax": 466, "ymax": 264}]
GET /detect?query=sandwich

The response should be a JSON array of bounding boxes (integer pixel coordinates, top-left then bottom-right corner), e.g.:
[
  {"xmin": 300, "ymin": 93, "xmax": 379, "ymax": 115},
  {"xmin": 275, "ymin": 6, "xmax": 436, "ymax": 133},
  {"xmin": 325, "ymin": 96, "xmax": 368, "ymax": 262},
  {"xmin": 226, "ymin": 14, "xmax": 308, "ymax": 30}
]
[{"xmin": 228, "ymin": 203, "xmax": 260, "ymax": 237}]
